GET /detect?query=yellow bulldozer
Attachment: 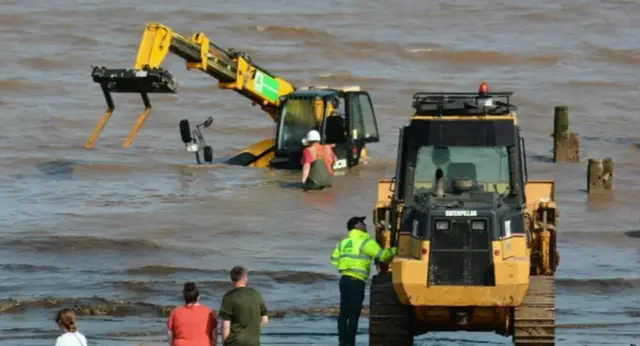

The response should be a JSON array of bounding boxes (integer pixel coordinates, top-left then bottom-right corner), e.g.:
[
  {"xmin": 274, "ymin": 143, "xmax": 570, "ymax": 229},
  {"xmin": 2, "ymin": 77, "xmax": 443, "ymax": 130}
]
[{"xmin": 370, "ymin": 83, "xmax": 560, "ymax": 345}]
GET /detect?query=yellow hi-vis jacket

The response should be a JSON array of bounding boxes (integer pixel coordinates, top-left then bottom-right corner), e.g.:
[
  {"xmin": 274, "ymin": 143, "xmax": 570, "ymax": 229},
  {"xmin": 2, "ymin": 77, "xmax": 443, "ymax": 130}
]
[{"xmin": 330, "ymin": 229, "xmax": 398, "ymax": 281}]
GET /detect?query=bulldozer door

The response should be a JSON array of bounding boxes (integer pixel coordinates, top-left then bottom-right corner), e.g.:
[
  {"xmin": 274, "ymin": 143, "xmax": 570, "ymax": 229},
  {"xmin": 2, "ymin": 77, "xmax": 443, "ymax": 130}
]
[{"xmin": 389, "ymin": 126, "xmax": 410, "ymax": 248}]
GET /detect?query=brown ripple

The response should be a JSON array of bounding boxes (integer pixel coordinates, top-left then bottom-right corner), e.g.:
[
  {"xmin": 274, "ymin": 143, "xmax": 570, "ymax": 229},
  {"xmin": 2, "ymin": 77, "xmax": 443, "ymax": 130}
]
[
  {"xmin": 3, "ymin": 236, "xmax": 166, "ymax": 252},
  {"xmin": 124, "ymin": 265, "xmax": 336, "ymax": 284},
  {"xmin": 315, "ymin": 72, "xmax": 390, "ymax": 86},
  {"xmin": 115, "ymin": 279, "xmax": 237, "ymax": 294},
  {"xmin": 162, "ymin": 9, "xmax": 230, "ymax": 21},
  {"xmin": 124, "ymin": 265, "xmax": 224, "ymax": 276},
  {"xmin": 0, "ymin": 296, "xmax": 172, "ymax": 317},
  {"xmin": 48, "ymin": 33, "xmax": 99, "ymax": 47},
  {"xmin": 0, "ymin": 79, "xmax": 51, "ymax": 93},
  {"xmin": 399, "ymin": 49, "xmax": 568, "ymax": 67},
  {"xmin": 0, "ymin": 264, "xmax": 60, "ymax": 273},
  {"xmin": 253, "ymin": 25, "xmax": 331, "ymax": 39},
  {"xmin": 560, "ymin": 230, "xmax": 640, "ymax": 248},
  {"xmin": 568, "ymin": 80, "xmax": 627, "ymax": 88},
  {"xmin": 589, "ymin": 46, "xmax": 640, "ymax": 65},
  {"xmin": 516, "ymin": 11, "xmax": 564, "ymax": 22},
  {"xmin": 19, "ymin": 57, "xmax": 76, "ymax": 71},
  {"xmin": 0, "ymin": 13, "xmax": 35, "ymax": 28},
  {"xmin": 557, "ymin": 278, "xmax": 640, "ymax": 294}
]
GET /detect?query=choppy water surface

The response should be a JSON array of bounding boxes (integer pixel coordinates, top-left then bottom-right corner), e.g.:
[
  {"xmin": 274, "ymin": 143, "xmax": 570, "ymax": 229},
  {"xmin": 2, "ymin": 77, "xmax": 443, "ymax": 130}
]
[{"xmin": 1, "ymin": 0, "xmax": 639, "ymax": 345}]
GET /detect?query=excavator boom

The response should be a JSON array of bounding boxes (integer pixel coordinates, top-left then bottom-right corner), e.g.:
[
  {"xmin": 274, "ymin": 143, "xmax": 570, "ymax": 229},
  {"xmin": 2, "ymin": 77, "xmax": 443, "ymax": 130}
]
[{"xmin": 86, "ymin": 23, "xmax": 296, "ymax": 149}]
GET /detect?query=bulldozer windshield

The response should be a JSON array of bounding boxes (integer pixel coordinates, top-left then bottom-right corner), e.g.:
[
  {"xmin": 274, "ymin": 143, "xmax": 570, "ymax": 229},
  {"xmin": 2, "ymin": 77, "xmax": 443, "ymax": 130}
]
[
  {"xmin": 276, "ymin": 96, "xmax": 319, "ymax": 153},
  {"xmin": 413, "ymin": 145, "xmax": 511, "ymax": 195}
]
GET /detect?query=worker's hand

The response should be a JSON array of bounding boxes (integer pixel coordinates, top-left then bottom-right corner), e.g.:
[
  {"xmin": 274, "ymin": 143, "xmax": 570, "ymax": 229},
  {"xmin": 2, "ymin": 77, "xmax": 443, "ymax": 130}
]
[{"xmin": 391, "ymin": 246, "xmax": 399, "ymax": 255}]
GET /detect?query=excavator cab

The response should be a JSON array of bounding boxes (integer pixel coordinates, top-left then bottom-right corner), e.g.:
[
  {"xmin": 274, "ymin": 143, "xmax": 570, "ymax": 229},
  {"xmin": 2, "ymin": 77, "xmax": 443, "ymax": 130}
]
[{"xmin": 270, "ymin": 87, "xmax": 380, "ymax": 170}]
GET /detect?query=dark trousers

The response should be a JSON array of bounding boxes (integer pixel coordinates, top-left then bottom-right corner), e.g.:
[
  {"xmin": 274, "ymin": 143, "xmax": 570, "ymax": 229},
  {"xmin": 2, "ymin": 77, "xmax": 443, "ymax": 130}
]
[{"xmin": 338, "ymin": 275, "xmax": 365, "ymax": 346}]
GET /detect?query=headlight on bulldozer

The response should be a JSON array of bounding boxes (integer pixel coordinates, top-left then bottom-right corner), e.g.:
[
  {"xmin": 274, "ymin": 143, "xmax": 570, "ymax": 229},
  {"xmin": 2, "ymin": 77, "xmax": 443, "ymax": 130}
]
[
  {"xmin": 435, "ymin": 220, "xmax": 449, "ymax": 230},
  {"xmin": 471, "ymin": 221, "xmax": 486, "ymax": 230}
]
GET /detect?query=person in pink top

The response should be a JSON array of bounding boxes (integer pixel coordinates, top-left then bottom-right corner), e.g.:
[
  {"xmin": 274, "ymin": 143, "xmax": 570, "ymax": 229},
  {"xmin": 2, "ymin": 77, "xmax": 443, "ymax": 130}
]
[{"xmin": 167, "ymin": 282, "xmax": 218, "ymax": 346}]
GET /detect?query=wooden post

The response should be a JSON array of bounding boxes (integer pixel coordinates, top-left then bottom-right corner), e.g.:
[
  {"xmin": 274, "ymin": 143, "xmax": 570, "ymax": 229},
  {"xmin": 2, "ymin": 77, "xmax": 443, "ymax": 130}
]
[
  {"xmin": 552, "ymin": 106, "xmax": 579, "ymax": 163},
  {"xmin": 587, "ymin": 157, "xmax": 614, "ymax": 194}
]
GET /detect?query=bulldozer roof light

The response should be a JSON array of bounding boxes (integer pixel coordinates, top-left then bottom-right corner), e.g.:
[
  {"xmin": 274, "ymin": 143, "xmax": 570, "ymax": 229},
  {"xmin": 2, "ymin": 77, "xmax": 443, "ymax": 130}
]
[{"xmin": 479, "ymin": 82, "xmax": 489, "ymax": 94}]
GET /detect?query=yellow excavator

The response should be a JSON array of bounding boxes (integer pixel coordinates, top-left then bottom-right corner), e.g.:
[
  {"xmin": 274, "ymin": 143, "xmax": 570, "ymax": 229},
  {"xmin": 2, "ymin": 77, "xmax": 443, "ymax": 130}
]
[
  {"xmin": 370, "ymin": 83, "xmax": 559, "ymax": 345},
  {"xmin": 85, "ymin": 23, "xmax": 381, "ymax": 170}
]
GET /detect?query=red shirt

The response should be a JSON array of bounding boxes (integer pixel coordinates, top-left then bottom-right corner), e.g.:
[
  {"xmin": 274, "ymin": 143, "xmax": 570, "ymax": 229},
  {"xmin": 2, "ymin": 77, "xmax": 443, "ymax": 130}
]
[
  {"xmin": 302, "ymin": 144, "xmax": 337, "ymax": 175},
  {"xmin": 167, "ymin": 304, "xmax": 217, "ymax": 346}
]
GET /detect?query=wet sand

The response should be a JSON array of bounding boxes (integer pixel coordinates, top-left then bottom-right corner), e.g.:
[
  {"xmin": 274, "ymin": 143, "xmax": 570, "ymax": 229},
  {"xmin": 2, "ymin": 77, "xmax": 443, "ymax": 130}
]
[{"xmin": 1, "ymin": 0, "xmax": 639, "ymax": 345}]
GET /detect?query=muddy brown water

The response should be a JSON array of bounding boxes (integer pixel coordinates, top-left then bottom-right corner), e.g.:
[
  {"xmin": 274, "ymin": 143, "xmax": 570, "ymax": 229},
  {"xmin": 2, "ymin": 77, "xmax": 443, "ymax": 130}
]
[{"xmin": 1, "ymin": 0, "xmax": 640, "ymax": 345}]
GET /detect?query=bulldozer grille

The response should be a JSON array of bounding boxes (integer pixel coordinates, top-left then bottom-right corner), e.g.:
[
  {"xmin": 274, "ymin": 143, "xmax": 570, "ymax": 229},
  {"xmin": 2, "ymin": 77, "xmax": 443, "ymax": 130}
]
[{"xmin": 428, "ymin": 219, "xmax": 495, "ymax": 286}]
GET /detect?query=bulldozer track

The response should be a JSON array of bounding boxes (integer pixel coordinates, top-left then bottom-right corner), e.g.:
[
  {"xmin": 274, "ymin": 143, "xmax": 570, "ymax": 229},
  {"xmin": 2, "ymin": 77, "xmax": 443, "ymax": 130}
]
[
  {"xmin": 369, "ymin": 273, "xmax": 414, "ymax": 346},
  {"xmin": 513, "ymin": 275, "xmax": 556, "ymax": 345}
]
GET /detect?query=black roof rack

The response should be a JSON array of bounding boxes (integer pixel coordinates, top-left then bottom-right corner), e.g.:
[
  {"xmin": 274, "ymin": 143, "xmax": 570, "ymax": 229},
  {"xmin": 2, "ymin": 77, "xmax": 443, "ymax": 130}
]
[{"xmin": 412, "ymin": 91, "xmax": 517, "ymax": 116}]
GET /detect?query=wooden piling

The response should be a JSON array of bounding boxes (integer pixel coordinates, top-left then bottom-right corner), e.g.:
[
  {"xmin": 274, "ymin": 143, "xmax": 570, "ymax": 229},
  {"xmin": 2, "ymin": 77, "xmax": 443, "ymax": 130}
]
[
  {"xmin": 587, "ymin": 157, "xmax": 614, "ymax": 194},
  {"xmin": 552, "ymin": 106, "xmax": 580, "ymax": 163}
]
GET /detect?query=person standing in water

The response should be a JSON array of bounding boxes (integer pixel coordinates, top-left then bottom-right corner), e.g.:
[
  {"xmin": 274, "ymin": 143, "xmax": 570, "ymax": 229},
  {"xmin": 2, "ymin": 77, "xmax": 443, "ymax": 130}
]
[
  {"xmin": 301, "ymin": 129, "xmax": 336, "ymax": 190},
  {"xmin": 54, "ymin": 308, "xmax": 87, "ymax": 346}
]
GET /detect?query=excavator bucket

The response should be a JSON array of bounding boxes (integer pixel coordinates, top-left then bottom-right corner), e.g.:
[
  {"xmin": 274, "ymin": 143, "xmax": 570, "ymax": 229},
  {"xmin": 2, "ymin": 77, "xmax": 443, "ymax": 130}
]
[{"xmin": 85, "ymin": 65, "xmax": 178, "ymax": 149}]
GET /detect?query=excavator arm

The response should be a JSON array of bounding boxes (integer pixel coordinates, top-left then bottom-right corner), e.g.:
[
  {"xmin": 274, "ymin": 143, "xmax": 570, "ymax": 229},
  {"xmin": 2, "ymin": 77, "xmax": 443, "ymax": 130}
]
[{"xmin": 85, "ymin": 23, "xmax": 296, "ymax": 149}]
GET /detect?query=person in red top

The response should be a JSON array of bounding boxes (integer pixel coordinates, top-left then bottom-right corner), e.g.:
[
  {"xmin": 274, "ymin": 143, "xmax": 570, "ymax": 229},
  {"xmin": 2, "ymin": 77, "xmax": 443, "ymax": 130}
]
[
  {"xmin": 301, "ymin": 129, "xmax": 336, "ymax": 190},
  {"xmin": 167, "ymin": 282, "xmax": 218, "ymax": 346}
]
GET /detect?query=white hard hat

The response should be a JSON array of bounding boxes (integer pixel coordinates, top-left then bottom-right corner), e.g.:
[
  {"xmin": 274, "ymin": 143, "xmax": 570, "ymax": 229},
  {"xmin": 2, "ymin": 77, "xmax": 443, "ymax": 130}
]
[{"xmin": 302, "ymin": 130, "xmax": 321, "ymax": 145}]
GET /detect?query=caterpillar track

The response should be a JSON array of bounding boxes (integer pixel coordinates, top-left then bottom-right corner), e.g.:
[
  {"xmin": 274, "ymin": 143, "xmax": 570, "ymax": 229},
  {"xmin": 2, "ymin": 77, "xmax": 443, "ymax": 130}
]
[
  {"xmin": 512, "ymin": 275, "xmax": 556, "ymax": 345},
  {"xmin": 369, "ymin": 273, "xmax": 414, "ymax": 346}
]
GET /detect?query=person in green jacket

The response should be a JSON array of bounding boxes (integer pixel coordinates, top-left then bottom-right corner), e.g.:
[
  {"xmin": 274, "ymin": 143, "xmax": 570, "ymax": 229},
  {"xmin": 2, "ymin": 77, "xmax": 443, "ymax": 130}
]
[{"xmin": 330, "ymin": 216, "xmax": 398, "ymax": 346}]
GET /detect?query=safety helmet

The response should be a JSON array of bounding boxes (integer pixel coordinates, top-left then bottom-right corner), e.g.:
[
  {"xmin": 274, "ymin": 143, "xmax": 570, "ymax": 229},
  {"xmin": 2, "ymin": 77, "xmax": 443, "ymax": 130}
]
[{"xmin": 302, "ymin": 130, "xmax": 321, "ymax": 145}]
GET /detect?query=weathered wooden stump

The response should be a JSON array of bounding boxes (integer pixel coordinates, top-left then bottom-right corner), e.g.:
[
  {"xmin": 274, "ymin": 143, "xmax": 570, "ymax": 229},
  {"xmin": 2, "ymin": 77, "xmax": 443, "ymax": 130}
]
[
  {"xmin": 587, "ymin": 157, "xmax": 614, "ymax": 194},
  {"xmin": 552, "ymin": 106, "xmax": 580, "ymax": 163}
]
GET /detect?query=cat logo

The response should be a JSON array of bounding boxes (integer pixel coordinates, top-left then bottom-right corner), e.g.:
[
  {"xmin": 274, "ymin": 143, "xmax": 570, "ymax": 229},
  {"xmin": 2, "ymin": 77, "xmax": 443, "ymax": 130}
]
[{"xmin": 445, "ymin": 210, "xmax": 478, "ymax": 217}]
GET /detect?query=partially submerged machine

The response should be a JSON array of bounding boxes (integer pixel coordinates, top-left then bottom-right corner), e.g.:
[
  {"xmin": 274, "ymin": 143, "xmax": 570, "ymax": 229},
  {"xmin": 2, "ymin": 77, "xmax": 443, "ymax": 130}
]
[
  {"xmin": 86, "ymin": 23, "xmax": 380, "ymax": 170},
  {"xmin": 370, "ymin": 84, "xmax": 559, "ymax": 345}
]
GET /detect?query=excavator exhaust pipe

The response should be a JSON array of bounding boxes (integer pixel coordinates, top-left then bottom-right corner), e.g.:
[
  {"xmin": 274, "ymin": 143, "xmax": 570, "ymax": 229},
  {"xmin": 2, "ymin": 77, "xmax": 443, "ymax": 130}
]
[{"xmin": 85, "ymin": 65, "xmax": 178, "ymax": 149}]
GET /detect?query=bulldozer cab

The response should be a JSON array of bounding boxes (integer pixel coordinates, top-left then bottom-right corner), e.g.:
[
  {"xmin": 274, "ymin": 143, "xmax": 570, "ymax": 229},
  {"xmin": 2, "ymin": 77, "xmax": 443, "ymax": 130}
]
[
  {"xmin": 370, "ymin": 86, "xmax": 558, "ymax": 346},
  {"xmin": 391, "ymin": 89, "xmax": 528, "ymax": 284},
  {"xmin": 271, "ymin": 87, "xmax": 380, "ymax": 170}
]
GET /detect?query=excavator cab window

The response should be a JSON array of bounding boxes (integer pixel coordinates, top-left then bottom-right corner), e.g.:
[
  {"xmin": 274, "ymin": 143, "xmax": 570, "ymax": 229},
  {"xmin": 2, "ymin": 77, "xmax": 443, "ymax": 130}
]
[
  {"xmin": 275, "ymin": 96, "xmax": 319, "ymax": 154},
  {"xmin": 346, "ymin": 92, "xmax": 380, "ymax": 144}
]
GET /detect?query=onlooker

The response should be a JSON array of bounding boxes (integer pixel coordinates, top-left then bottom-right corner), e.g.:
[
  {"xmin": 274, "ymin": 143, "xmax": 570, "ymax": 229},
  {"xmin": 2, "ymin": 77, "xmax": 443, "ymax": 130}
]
[
  {"xmin": 167, "ymin": 282, "xmax": 218, "ymax": 346},
  {"xmin": 218, "ymin": 266, "xmax": 269, "ymax": 346},
  {"xmin": 54, "ymin": 308, "xmax": 87, "ymax": 346}
]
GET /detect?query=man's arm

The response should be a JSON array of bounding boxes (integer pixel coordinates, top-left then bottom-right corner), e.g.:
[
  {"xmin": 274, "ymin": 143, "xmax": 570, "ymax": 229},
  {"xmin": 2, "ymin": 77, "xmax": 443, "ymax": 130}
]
[
  {"xmin": 221, "ymin": 320, "xmax": 231, "ymax": 342},
  {"xmin": 259, "ymin": 293, "xmax": 269, "ymax": 328},
  {"xmin": 301, "ymin": 149, "xmax": 313, "ymax": 183},
  {"xmin": 218, "ymin": 296, "xmax": 232, "ymax": 343},
  {"xmin": 208, "ymin": 310, "xmax": 218, "ymax": 346},
  {"xmin": 361, "ymin": 237, "xmax": 398, "ymax": 263},
  {"xmin": 302, "ymin": 163, "xmax": 311, "ymax": 183},
  {"xmin": 330, "ymin": 241, "xmax": 341, "ymax": 268}
]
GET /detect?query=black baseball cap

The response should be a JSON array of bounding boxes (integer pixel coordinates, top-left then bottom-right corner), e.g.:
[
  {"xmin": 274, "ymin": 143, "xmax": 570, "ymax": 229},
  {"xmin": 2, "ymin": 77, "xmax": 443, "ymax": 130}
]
[{"xmin": 347, "ymin": 216, "xmax": 366, "ymax": 230}]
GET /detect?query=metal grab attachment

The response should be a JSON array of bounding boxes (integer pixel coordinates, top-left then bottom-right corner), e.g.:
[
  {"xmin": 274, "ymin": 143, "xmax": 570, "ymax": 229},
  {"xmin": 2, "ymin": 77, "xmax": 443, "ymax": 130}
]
[{"xmin": 85, "ymin": 65, "xmax": 178, "ymax": 149}]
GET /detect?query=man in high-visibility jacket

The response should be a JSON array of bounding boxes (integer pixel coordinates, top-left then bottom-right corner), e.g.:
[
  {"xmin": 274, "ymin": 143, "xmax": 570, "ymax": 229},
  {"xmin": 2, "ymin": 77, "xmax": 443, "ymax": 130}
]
[{"xmin": 330, "ymin": 216, "xmax": 398, "ymax": 346}]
